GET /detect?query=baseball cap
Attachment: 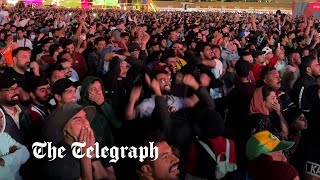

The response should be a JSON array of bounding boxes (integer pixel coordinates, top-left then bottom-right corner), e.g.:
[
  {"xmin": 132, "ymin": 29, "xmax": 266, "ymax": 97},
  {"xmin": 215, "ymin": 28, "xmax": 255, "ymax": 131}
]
[
  {"xmin": 0, "ymin": 76, "xmax": 17, "ymax": 90},
  {"xmin": 128, "ymin": 42, "xmax": 141, "ymax": 52},
  {"xmin": 52, "ymin": 78, "xmax": 80, "ymax": 95},
  {"xmin": 262, "ymin": 47, "xmax": 273, "ymax": 56},
  {"xmin": 251, "ymin": 50, "xmax": 265, "ymax": 59},
  {"xmin": 53, "ymin": 102, "xmax": 96, "ymax": 141},
  {"xmin": 151, "ymin": 62, "xmax": 170, "ymax": 78},
  {"xmin": 246, "ymin": 131, "xmax": 294, "ymax": 160},
  {"xmin": 26, "ymin": 77, "xmax": 49, "ymax": 93}
]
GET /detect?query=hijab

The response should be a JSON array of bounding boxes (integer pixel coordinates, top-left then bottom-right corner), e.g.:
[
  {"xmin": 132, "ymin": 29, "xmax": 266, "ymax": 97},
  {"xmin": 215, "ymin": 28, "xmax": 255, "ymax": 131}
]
[{"xmin": 249, "ymin": 87, "xmax": 270, "ymax": 115}]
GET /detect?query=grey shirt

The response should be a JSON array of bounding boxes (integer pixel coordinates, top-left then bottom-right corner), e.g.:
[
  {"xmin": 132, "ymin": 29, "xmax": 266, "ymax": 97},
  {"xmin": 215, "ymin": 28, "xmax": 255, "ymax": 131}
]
[{"xmin": 136, "ymin": 95, "xmax": 187, "ymax": 118}]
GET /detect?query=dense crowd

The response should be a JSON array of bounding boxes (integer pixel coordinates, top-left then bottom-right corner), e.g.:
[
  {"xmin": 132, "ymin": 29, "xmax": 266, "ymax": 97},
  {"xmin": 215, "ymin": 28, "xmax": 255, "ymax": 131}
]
[{"xmin": 0, "ymin": 6, "xmax": 319, "ymax": 180}]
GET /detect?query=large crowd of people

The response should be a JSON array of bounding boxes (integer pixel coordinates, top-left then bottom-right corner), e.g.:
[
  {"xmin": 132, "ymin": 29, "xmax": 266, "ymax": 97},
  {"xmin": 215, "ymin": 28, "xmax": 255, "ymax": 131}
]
[{"xmin": 0, "ymin": 6, "xmax": 319, "ymax": 180}]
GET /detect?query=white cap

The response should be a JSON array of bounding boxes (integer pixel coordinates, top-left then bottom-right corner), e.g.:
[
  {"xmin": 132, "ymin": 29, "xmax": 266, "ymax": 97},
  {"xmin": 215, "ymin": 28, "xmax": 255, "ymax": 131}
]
[{"xmin": 262, "ymin": 46, "xmax": 273, "ymax": 56}]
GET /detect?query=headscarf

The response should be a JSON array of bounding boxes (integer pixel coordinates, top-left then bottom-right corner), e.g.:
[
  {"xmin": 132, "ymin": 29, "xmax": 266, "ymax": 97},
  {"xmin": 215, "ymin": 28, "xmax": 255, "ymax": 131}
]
[
  {"xmin": 249, "ymin": 87, "xmax": 269, "ymax": 115},
  {"xmin": 0, "ymin": 108, "xmax": 5, "ymax": 134}
]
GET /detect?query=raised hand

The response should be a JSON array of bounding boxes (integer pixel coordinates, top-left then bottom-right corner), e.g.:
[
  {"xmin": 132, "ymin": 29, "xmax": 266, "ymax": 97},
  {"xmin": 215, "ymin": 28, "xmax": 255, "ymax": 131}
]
[
  {"xmin": 130, "ymin": 85, "xmax": 142, "ymax": 103},
  {"xmin": 88, "ymin": 92, "xmax": 104, "ymax": 106},
  {"xmin": 200, "ymin": 73, "xmax": 211, "ymax": 88},
  {"xmin": 183, "ymin": 74, "xmax": 200, "ymax": 90},
  {"xmin": 9, "ymin": 145, "xmax": 18, "ymax": 154}
]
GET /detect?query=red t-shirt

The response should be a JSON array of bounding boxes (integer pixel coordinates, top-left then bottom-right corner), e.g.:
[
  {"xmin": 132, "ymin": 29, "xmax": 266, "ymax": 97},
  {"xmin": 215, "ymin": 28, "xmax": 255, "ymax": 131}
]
[
  {"xmin": 248, "ymin": 154, "xmax": 298, "ymax": 180},
  {"xmin": 252, "ymin": 63, "xmax": 264, "ymax": 82},
  {"xmin": 72, "ymin": 52, "xmax": 88, "ymax": 80}
]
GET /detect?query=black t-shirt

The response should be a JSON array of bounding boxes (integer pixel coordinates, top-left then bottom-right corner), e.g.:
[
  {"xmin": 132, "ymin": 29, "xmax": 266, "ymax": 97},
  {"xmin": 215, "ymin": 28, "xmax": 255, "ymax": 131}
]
[
  {"xmin": 304, "ymin": 135, "xmax": 320, "ymax": 177},
  {"xmin": 4, "ymin": 67, "xmax": 34, "ymax": 91},
  {"xmin": 222, "ymin": 71, "xmax": 235, "ymax": 89},
  {"xmin": 42, "ymin": 141, "xmax": 81, "ymax": 180}
]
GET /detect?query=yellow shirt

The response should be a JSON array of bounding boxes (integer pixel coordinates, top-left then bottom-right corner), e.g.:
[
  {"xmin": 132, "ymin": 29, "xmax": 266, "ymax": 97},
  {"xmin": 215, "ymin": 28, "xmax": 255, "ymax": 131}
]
[{"xmin": 176, "ymin": 58, "xmax": 187, "ymax": 70}]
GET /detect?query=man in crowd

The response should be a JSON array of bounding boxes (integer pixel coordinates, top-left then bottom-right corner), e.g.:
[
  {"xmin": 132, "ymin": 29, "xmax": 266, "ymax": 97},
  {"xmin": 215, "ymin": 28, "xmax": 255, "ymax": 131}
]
[
  {"xmin": 0, "ymin": 76, "xmax": 32, "ymax": 147},
  {"xmin": 42, "ymin": 102, "xmax": 116, "ymax": 180},
  {"xmin": 63, "ymin": 39, "xmax": 88, "ymax": 80},
  {"xmin": 1, "ymin": 7, "xmax": 320, "ymax": 180},
  {"xmin": 137, "ymin": 133, "xmax": 206, "ymax": 180},
  {"xmin": 282, "ymin": 50, "xmax": 301, "ymax": 94},
  {"xmin": 0, "ymin": 107, "xmax": 30, "ymax": 180},
  {"xmin": 292, "ymin": 55, "xmax": 320, "ymax": 114}
]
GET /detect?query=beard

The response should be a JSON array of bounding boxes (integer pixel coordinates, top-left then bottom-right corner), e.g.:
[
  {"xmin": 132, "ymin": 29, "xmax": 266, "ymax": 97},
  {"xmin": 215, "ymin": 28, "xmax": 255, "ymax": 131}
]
[
  {"xmin": 312, "ymin": 72, "xmax": 320, "ymax": 79},
  {"xmin": 35, "ymin": 94, "xmax": 51, "ymax": 105},
  {"xmin": 19, "ymin": 62, "xmax": 30, "ymax": 70},
  {"xmin": 7, "ymin": 94, "xmax": 19, "ymax": 106},
  {"xmin": 161, "ymin": 85, "xmax": 171, "ymax": 95},
  {"xmin": 248, "ymin": 62, "xmax": 254, "ymax": 70}
]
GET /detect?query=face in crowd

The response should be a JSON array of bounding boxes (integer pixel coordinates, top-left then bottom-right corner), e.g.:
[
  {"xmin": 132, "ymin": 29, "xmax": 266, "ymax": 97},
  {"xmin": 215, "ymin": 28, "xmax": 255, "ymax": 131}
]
[
  {"xmin": 65, "ymin": 43, "xmax": 75, "ymax": 56},
  {"xmin": 0, "ymin": 83, "xmax": 20, "ymax": 106},
  {"xmin": 49, "ymin": 69, "xmax": 66, "ymax": 85},
  {"xmin": 31, "ymin": 84, "xmax": 51, "ymax": 105},
  {"xmin": 119, "ymin": 61, "xmax": 130, "ymax": 79},
  {"xmin": 156, "ymin": 73, "xmax": 172, "ymax": 95},
  {"xmin": 55, "ymin": 86, "xmax": 77, "ymax": 105},
  {"xmin": 263, "ymin": 90, "xmax": 279, "ymax": 112},
  {"xmin": 14, "ymin": 50, "xmax": 31, "ymax": 71},
  {"xmin": 263, "ymin": 69, "xmax": 282, "ymax": 91},
  {"xmin": 61, "ymin": 61, "xmax": 73, "ymax": 78},
  {"xmin": 308, "ymin": 58, "xmax": 320, "ymax": 78},
  {"xmin": 141, "ymin": 141, "xmax": 180, "ymax": 180},
  {"xmin": 201, "ymin": 45, "xmax": 212, "ymax": 60},
  {"xmin": 64, "ymin": 110, "xmax": 91, "ymax": 142}
]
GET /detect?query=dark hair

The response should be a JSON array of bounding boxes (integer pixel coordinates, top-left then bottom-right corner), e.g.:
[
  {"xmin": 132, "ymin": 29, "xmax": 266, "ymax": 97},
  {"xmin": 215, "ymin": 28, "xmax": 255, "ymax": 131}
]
[
  {"xmin": 235, "ymin": 60, "xmax": 251, "ymax": 78},
  {"xmin": 62, "ymin": 39, "xmax": 74, "ymax": 49},
  {"xmin": 299, "ymin": 55, "xmax": 317, "ymax": 75},
  {"xmin": 57, "ymin": 51, "xmax": 70, "ymax": 62},
  {"xmin": 49, "ymin": 44, "xmax": 61, "ymax": 57},
  {"xmin": 287, "ymin": 50, "xmax": 299, "ymax": 61},
  {"xmin": 94, "ymin": 37, "xmax": 105, "ymax": 46},
  {"xmin": 57, "ymin": 58, "xmax": 69, "ymax": 64},
  {"xmin": 260, "ymin": 66, "xmax": 277, "ymax": 82},
  {"xmin": 261, "ymin": 86, "xmax": 275, "ymax": 101},
  {"xmin": 240, "ymin": 51, "xmax": 252, "ymax": 59},
  {"xmin": 283, "ymin": 106, "xmax": 303, "ymax": 126},
  {"xmin": 12, "ymin": 47, "xmax": 31, "ymax": 58},
  {"xmin": 136, "ymin": 131, "xmax": 167, "ymax": 170},
  {"xmin": 47, "ymin": 63, "xmax": 64, "ymax": 79},
  {"xmin": 195, "ymin": 41, "xmax": 210, "ymax": 57},
  {"xmin": 160, "ymin": 49, "xmax": 176, "ymax": 63}
]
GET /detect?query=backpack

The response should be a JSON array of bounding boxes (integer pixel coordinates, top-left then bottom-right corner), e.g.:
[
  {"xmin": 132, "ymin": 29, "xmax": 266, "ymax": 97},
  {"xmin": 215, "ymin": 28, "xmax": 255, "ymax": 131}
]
[
  {"xmin": 196, "ymin": 136, "xmax": 237, "ymax": 179},
  {"xmin": 185, "ymin": 136, "xmax": 237, "ymax": 180}
]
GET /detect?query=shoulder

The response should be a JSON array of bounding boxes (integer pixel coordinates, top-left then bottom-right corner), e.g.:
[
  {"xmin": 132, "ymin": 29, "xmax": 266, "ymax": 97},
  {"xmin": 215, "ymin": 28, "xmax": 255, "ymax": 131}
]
[
  {"xmin": 43, "ymin": 143, "xmax": 81, "ymax": 179},
  {"xmin": 137, "ymin": 97, "xmax": 155, "ymax": 107}
]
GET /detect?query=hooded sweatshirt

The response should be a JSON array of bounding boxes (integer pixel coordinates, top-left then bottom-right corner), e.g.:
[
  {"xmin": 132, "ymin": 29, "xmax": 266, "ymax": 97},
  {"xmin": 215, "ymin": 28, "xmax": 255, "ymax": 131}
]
[
  {"xmin": 0, "ymin": 108, "xmax": 30, "ymax": 180},
  {"xmin": 79, "ymin": 76, "xmax": 121, "ymax": 147},
  {"xmin": 249, "ymin": 87, "xmax": 282, "ymax": 139}
]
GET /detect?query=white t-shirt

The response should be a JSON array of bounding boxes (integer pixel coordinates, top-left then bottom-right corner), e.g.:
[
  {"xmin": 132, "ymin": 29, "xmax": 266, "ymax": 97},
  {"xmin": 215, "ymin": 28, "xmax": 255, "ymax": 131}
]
[
  {"xmin": 210, "ymin": 59, "xmax": 223, "ymax": 99},
  {"xmin": 17, "ymin": 38, "xmax": 33, "ymax": 50},
  {"xmin": 0, "ymin": 10, "xmax": 8, "ymax": 25}
]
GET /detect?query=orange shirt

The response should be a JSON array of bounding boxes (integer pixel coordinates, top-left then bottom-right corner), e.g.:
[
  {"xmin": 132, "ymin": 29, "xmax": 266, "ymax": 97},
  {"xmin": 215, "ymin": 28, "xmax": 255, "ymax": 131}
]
[{"xmin": 0, "ymin": 48, "xmax": 13, "ymax": 67}]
